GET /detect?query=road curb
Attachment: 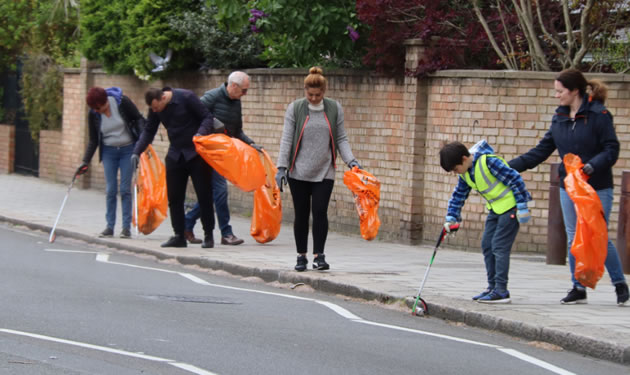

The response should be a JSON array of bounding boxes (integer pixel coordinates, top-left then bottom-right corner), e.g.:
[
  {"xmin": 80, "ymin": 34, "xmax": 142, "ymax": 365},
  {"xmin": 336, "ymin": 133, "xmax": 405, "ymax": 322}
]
[{"xmin": 2, "ymin": 216, "xmax": 628, "ymax": 364}]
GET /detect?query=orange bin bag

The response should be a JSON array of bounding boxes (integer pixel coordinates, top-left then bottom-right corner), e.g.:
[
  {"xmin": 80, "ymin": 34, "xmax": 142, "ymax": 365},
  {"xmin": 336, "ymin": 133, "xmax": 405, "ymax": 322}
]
[
  {"xmin": 133, "ymin": 145, "xmax": 168, "ymax": 235},
  {"xmin": 250, "ymin": 149, "xmax": 282, "ymax": 243},
  {"xmin": 563, "ymin": 153, "xmax": 607, "ymax": 289},
  {"xmin": 343, "ymin": 166, "xmax": 381, "ymax": 241},
  {"xmin": 193, "ymin": 134, "xmax": 265, "ymax": 192}
]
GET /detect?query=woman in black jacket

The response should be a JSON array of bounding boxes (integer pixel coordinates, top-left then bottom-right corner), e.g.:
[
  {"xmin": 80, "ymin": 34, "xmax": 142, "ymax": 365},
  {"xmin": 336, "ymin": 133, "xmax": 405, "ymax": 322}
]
[
  {"xmin": 76, "ymin": 87, "xmax": 145, "ymax": 239},
  {"xmin": 509, "ymin": 69, "xmax": 628, "ymax": 306}
]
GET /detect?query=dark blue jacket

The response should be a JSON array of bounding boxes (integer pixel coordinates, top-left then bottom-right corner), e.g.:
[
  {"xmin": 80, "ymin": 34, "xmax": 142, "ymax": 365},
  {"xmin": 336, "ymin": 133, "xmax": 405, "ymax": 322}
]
[
  {"xmin": 133, "ymin": 88, "xmax": 215, "ymax": 162},
  {"xmin": 509, "ymin": 97, "xmax": 619, "ymax": 190}
]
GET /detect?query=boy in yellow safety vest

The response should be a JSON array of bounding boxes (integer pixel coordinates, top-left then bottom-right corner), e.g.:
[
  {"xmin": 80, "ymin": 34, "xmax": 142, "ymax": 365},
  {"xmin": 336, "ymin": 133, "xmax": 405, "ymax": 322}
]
[{"xmin": 440, "ymin": 140, "xmax": 532, "ymax": 304}]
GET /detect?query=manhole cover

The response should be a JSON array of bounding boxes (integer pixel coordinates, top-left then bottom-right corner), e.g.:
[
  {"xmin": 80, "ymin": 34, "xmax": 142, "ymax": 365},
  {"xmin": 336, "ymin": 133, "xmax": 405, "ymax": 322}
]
[{"xmin": 142, "ymin": 294, "xmax": 240, "ymax": 304}]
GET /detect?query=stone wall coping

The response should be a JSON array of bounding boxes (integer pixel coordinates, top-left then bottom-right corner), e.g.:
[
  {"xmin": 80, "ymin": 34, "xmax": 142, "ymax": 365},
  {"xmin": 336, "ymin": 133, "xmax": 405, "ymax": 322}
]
[{"xmin": 63, "ymin": 66, "xmax": 629, "ymax": 82}]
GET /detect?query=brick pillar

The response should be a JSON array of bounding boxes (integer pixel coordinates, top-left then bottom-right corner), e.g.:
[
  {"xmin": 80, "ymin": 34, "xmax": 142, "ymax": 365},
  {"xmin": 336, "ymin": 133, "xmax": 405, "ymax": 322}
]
[
  {"xmin": 0, "ymin": 124, "xmax": 15, "ymax": 174},
  {"xmin": 400, "ymin": 39, "xmax": 429, "ymax": 243},
  {"xmin": 60, "ymin": 58, "xmax": 97, "ymax": 188}
]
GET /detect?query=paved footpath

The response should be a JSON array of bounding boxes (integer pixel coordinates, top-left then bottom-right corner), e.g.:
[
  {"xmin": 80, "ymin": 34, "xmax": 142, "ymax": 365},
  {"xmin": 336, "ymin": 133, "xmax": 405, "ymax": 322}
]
[{"xmin": 1, "ymin": 174, "xmax": 629, "ymax": 364}]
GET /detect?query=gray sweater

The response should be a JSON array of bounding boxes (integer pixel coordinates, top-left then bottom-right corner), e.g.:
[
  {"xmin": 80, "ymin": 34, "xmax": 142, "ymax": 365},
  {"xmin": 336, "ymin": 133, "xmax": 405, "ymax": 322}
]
[{"xmin": 278, "ymin": 100, "xmax": 355, "ymax": 182}]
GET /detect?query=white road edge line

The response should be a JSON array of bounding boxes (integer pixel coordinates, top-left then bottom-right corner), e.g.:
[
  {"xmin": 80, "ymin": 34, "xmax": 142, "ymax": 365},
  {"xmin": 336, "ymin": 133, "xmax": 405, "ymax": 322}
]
[
  {"xmin": 0, "ymin": 328, "xmax": 218, "ymax": 375},
  {"xmin": 59, "ymin": 249, "xmax": 576, "ymax": 374}
]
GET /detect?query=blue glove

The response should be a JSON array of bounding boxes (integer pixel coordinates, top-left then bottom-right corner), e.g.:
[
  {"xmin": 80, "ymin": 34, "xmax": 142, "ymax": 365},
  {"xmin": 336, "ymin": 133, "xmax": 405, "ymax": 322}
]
[
  {"xmin": 444, "ymin": 215, "xmax": 457, "ymax": 233},
  {"xmin": 275, "ymin": 167, "xmax": 288, "ymax": 192},
  {"xmin": 348, "ymin": 160, "xmax": 361, "ymax": 169},
  {"xmin": 582, "ymin": 163, "xmax": 594, "ymax": 176},
  {"xmin": 516, "ymin": 203, "xmax": 530, "ymax": 224}
]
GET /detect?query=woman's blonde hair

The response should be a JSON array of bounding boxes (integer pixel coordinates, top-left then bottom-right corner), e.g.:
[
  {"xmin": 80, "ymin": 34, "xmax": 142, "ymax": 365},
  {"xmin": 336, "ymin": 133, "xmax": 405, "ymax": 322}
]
[{"xmin": 304, "ymin": 66, "xmax": 327, "ymax": 90}]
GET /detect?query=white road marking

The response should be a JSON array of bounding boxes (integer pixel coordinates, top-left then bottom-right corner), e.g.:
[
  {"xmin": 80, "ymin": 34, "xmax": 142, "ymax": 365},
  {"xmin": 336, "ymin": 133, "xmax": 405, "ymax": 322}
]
[
  {"xmin": 45, "ymin": 249, "xmax": 101, "ymax": 254},
  {"xmin": 499, "ymin": 348, "xmax": 576, "ymax": 375},
  {"xmin": 42, "ymin": 248, "xmax": 576, "ymax": 374},
  {"xmin": 0, "ymin": 328, "xmax": 218, "ymax": 374}
]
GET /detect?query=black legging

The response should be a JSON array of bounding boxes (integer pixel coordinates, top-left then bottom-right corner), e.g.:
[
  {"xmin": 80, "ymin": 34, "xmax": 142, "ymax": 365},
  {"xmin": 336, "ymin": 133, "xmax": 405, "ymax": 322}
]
[
  {"xmin": 288, "ymin": 178, "xmax": 335, "ymax": 254},
  {"xmin": 165, "ymin": 155, "xmax": 215, "ymax": 238}
]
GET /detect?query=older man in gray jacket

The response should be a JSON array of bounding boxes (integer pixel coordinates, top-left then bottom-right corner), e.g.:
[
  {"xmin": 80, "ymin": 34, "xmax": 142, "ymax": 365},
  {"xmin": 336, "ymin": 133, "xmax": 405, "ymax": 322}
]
[{"xmin": 184, "ymin": 71, "xmax": 262, "ymax": 246}]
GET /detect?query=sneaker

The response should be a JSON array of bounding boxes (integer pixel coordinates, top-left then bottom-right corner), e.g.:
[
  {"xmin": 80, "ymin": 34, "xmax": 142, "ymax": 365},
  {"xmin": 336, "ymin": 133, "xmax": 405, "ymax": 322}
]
[
  {"xmin": 560, "ymin": 287, "xmax": 587, "ymax": 305},
  {"xmin": 477, "ymin": 290, "xmax": 511, "ymax": 304},
  {"xmin": 120, "ymin": 228, "xmax": 131, "ymax": 239},
  {"xmin": 615, "ymin": 283, "xmax": 629, "ymax": 306},
  {"xmin": 472, "ymin": 289, "xmax": 492, "ymax": 301},
  {"xmin": 312, "ymin": 254, "xmax": 330, "ymax": 271},
  {"xmin": 99, "ymin": 227, "xmax": 113, "ymax": 238},
  {"xmin": 295, "ymin": 255, "xmax": 307, "ymax": 272}
]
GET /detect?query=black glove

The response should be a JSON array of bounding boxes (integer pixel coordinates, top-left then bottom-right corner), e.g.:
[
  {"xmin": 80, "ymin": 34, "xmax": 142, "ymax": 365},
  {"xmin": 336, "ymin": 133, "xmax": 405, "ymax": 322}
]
[
  {"xmin": 130, "ymin": 154, "xmax": 140, "ymax": 170},
  {"xmin": 212, "ymin": 118, "xmax": 225, "ymax": 133},
  {"xmin": 582, "ymin": 163, "xmax": 594, "ymax": 176},
  {"xmin": 275, "ymin": 167, "xmax": 288, "ymax": 192},
  {"xmin": 348, "ymin": 160, "xmax": 361, "ymax": 169},
  {"xmin": 75, "ymin": 162, "xmax": 89, "ymax": 176},
  {"xmin": 251, "ymin": 143, "xmax": 263, "ymax": 152}
]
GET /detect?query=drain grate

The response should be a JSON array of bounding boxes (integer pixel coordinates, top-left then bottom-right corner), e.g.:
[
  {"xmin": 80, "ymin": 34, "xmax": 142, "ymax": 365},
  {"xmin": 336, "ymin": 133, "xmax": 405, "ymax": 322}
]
[{"xmin": 142, "ymin": 294, "xmax": 240, "ymax": 304}]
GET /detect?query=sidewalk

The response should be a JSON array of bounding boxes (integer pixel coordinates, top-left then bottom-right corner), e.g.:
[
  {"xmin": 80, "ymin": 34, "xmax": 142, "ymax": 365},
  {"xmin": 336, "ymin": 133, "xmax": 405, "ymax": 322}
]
[{"xmin": 1, "ymin": 173, "xmax": 629, "ymax": 364}]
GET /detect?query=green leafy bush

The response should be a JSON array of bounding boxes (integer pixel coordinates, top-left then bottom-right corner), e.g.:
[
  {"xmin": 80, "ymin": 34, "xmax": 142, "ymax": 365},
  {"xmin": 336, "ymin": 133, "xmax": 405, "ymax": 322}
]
[
  {"xmin": 20, "ymin": 52, "xmax": 63, "ymax": 142},
  {"xmin": 0, "ymin": 1, "xmax": 35, "ymax": 72},
  {"xmin": 214, "ymin": 0, "xmax": 366, "ymax": 68},
  {"xmin": 168, "ymin": 3, "xmax": 265, "ymax": 69},
  {"xmin": 80, "ymin": 0, "xmax": 200, "ymax": 78}
]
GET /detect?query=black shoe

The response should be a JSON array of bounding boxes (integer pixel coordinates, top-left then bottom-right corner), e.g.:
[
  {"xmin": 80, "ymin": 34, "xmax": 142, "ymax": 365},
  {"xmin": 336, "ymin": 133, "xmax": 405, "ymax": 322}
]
[
  {"xmin": 99, "ymin": 227, "xmax": 113, "ymax": 238},
  {"xmin": 221, "ymin": 234, "xmax": 244, "ymax": 246},
  {"xmin": 202, "ymin": 235, "xmax": 214, "ymax": 249},
  {"xmin": 312, "ymin": 254, "xmax": 329, "ymax": 270},
  {"xmin": 560, "ymin": 286, "xmax": 587, "ymax": 304},
  {"xmin": 161, "ymin": 235, "xmax": 187, "ymax": 248},
  {"xmin": 615, "ymin": 282, "xmax": 629, "ymax": 306},
  {"xmin": 120, "ymin": 228, "xmax": 131, "ymax": 239},
  {"xmin": 295, "ymin": 255, "xmax": 307, "ymax": 272}
]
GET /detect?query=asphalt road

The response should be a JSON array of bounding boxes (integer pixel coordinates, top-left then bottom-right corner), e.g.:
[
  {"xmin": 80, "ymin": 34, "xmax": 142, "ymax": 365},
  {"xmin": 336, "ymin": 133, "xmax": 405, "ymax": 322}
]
[{"xmin": 0, "ymin": 224, "xmax": 627, "ymax": 374}]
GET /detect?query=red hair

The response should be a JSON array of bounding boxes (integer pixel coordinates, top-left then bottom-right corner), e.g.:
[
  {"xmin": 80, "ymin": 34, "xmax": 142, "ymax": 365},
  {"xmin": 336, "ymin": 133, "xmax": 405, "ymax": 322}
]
[{"xmin": 86, "ymin": 87, "xmax": 108, "ymax": 109}]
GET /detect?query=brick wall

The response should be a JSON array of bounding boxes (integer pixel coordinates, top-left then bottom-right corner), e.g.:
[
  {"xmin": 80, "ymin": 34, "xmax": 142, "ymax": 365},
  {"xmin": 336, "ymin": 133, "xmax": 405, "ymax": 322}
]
[
  {"xmin": 0, "ymin": 124, "xmax": 15, "ymax": 174},
  {"xmin": 47, "ymin": 49, "xmax": 630, "ymax": 252},
  {"xmin": 39, "ymin": 130, "xmax": 61, "ymax": 180}
]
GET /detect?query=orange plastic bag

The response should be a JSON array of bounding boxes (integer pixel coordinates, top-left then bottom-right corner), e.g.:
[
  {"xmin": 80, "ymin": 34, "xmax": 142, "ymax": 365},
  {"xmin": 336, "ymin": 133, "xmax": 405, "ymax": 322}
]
[
  {"xmin": 133, "ymin": 145, "xmax": 168, "ymax": 235},
  {"xmin": 343, "ymin": 166, "xmax": 381, "ymax": 240},
  {"xmin": 193, "ymin": 134, "xmax": 265, "ymax": 192},
  {"xmin": 563, "ymin": 153, "xmax": 607, "ymax": 289},
  {"xmin": 250, "ymin": 150, "xmax": 282, "ymax": 243}
]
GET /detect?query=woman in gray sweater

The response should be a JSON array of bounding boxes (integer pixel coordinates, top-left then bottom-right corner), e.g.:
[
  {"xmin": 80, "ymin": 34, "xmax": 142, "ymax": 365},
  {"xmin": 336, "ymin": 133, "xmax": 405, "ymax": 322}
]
[{"xmin": 275, "ymin": 67, "xmax": 361, "ymax": 272}]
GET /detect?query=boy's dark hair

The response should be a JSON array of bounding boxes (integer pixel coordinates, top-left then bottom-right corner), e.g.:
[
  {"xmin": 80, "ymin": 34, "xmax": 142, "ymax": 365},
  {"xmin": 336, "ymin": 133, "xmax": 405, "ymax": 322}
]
[
  {"xmin": 439, "ymin": 141, "xmax": 470, "ymax": 172},
  {"xmin": 145, "ymin": 88, "xmax": 164, "ymax": 106}
]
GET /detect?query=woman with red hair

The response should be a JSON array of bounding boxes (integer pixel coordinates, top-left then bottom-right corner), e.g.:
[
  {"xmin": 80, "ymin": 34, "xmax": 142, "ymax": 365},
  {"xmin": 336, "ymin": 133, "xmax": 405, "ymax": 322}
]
[{"xmin": 76, "ymin": 87, "xmax": 145, "ymax": 238}]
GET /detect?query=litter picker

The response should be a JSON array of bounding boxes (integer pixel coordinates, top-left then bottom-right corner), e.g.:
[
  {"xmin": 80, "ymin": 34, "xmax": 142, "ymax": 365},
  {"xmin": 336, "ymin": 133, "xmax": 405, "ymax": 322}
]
[
  {"xmin": 411, "ymin": 223, "xmax": 460, "ymax": 316},
  {"xmin": 49, "ymin": 172, "xmax": 80, "ymax": 243},
  {"xmin": 133, "ymin": 168, "xmax": 139, "ymax": 237}
]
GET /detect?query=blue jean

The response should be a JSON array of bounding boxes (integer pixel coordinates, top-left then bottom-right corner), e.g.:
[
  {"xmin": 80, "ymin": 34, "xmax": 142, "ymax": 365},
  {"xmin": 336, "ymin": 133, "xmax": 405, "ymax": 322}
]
[
  {"xmin": 559, "ymin": 187, "xmax": 626, "ymax": 288},
  {"xmin": 481, "ymin": 208, "xmax": 520, "ymax": 293},
  {"xmin": 101, "ymin": 144, "xmax": 134, "ymax": 230},
  {"xmin": 184, "ymin": 169, "xmax": 232, "ymax": 237}
]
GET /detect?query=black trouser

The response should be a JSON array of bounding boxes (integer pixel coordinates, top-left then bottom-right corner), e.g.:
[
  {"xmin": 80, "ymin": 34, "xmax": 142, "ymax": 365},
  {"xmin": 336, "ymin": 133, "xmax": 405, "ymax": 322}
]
[
  {"xmin": 288, "ymin": 178, "xmax": 334, "ymax": 254},
  {"xmin": 165, "ymin": 155, "xmax": 214, "ymax": 239}
]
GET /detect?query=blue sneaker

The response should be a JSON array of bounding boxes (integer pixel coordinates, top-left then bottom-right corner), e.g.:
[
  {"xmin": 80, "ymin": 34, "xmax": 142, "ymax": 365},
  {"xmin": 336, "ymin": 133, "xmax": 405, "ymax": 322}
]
[
  {"xmin": 477, "ymin": 290, "xmax": 511, "ymax": 304},
  {"xmin": 472, "ymin": 289, "xmax": 492, "ymax": 301}
]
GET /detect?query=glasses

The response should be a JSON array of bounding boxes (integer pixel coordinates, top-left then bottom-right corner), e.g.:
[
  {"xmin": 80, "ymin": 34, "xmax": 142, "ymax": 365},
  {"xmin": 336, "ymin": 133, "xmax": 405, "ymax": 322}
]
[{"xmin": 237, "ymin": 84, "xmax": 248, "ymax": 95}]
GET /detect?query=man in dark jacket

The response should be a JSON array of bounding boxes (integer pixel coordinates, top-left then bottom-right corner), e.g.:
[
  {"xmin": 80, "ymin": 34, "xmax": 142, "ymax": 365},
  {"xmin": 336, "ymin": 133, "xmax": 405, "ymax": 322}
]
[
  {"xmin": 132, "ymin": 87, "xmax": 218, "ymax": 249},
  {"xmin": 184, "ymin": 71, "xmax": 262, "ymax": 246}
]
